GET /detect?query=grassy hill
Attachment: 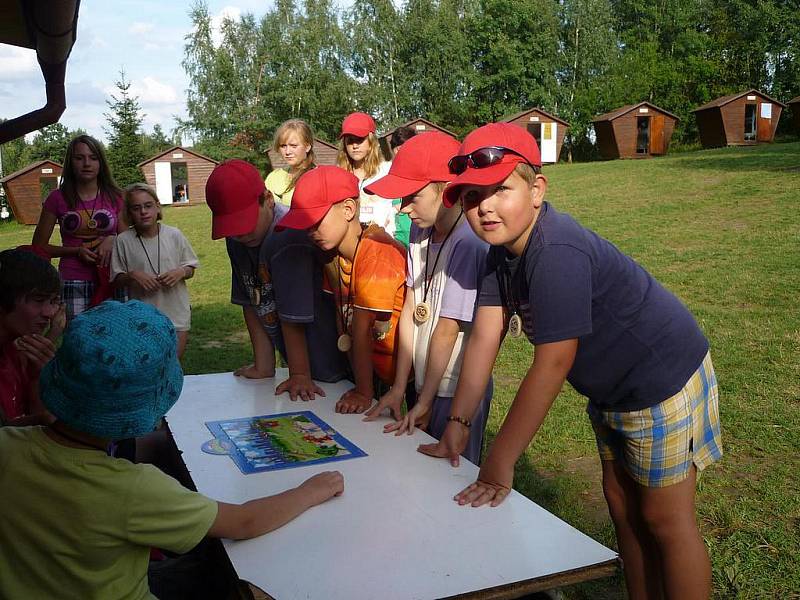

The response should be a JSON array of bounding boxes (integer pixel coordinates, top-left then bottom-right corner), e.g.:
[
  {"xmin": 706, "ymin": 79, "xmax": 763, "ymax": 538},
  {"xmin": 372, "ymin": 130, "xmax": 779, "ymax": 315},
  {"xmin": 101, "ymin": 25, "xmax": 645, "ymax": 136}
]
[{"xmin": 2, "ymin": 141, "xmax": 798, "ymax": 598}]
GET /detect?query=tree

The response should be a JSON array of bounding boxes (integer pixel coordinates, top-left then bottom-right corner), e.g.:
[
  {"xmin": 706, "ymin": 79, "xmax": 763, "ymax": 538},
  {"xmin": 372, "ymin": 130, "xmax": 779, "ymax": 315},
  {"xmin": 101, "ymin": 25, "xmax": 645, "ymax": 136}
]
[
  {"xmin": 104, "ymin": 70, "xmax": 146, "ymax": 186},
  {"xmin": 28, "ymin": 123, "xmax": 81, "ymax": 163}
]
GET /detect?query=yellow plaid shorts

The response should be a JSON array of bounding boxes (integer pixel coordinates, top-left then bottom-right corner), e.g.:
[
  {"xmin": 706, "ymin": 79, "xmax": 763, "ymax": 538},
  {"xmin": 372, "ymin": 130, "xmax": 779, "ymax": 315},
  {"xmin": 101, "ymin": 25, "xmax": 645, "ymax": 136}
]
[{"xmin": 587, "ymin": 351, "xmax": 723, "ymax": 488}]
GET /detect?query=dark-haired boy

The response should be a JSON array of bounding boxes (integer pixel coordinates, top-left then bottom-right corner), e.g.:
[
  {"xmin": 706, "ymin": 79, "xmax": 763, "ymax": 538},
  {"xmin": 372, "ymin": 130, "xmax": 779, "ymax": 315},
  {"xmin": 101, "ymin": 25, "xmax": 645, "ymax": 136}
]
[
  {"xmin": 205, "ymin": 160, "xmax": 348, "ymax": 399},
  {"xmin": 0, "ymin": 248, "xmax": 64, "ymax": 425}
]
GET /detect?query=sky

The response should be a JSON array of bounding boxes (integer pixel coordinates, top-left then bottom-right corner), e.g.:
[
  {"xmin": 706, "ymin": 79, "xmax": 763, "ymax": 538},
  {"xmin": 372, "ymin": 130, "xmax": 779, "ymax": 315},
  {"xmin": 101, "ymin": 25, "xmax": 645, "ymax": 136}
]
[{"xmin": 0, "ymin": 0, "xmax": 287, "ymax": 142}]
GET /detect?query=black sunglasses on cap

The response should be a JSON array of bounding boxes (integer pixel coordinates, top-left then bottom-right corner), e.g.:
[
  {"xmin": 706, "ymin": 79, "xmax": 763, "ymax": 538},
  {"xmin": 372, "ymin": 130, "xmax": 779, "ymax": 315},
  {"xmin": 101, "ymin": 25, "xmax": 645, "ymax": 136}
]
[{"xmin": 448, "ymin": 146, "xmax": 530, "ymax": 175}]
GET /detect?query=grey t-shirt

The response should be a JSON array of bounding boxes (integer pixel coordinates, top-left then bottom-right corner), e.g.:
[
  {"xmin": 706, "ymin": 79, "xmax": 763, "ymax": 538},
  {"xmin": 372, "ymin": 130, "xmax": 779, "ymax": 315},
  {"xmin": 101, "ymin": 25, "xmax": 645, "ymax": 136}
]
[{"xmin": 226, "ymin": 204, "xmax": 348, "ymax": 383}]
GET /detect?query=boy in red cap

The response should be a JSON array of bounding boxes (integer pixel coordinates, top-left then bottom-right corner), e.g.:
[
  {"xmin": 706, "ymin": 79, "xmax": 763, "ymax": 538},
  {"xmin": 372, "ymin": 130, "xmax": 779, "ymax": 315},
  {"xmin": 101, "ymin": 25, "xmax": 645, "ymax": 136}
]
[
  {"xmin": 420, "ymin": 123, "xmax": 722, "ymax": 599},
  {"xmin": 205, "ymin": 160, "xmax": 348, "ymax": 399},
  {"xmin": 275, "ymin": 166, "xmax": 406, "ymax": 414},
  {"xmin": 361, "ymin": 132, "xmax": 492, "ymax": 464}
]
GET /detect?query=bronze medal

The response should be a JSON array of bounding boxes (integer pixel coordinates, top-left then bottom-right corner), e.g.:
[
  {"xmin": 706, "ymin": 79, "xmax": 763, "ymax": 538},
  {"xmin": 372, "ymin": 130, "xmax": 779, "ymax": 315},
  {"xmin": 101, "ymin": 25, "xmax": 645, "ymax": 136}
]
[
  {"xmin": 250, "ymin": 287, "xmax": 261, "ymax": 306},
  {"xmin": 508, "ymin": 313, "xmax": 523, "ymax": 338},
  {"xmin": 87, "ymin": 218, "xmax": 98, "ymax": 230},
  {"xmin": 337, "ymin": 333, "xmax": 352, "ymax": 353},
  {"xmin": 414, "ymin": 301, "xmax": 431, "ymax": 324}
]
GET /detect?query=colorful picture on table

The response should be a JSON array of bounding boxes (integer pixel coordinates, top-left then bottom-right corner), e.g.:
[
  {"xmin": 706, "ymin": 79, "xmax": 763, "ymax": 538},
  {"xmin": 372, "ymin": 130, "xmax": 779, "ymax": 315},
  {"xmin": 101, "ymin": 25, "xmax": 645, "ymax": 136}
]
[{"xmin": 204, "ymin": 411, "xmax": 367, "ymax": 474}]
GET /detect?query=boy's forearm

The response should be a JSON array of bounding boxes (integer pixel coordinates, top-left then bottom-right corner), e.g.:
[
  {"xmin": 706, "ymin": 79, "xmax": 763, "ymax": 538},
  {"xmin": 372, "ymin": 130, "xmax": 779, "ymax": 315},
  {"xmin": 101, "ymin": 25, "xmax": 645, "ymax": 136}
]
[
  {"xmin": 417, "ymin": 316, "xmax": 461, "ymax": 404},
  {"xmin": 448, "ymin": 306, "xmax": 504, "ymax": 420},
  {"xmin": 484, "ymin": 339, "xmax": 577, "ymax": 470},
  {"xmin": 211, "ymin": 487, "xmax": 312, "ymax": 540},
  {"xmin": 243, "ymin": 306, "xmax": 276, "ymax": 374},
  {"xmin": 281, "ymin": 321, "xmax": 311, "ymax": 376},
  {"xmin": 389, "ymin": 291, "xmax": 414, "ymax": 390},
  {"xmin": 351, "ymin": 308, "xmax": 376, "ymax": 397}
]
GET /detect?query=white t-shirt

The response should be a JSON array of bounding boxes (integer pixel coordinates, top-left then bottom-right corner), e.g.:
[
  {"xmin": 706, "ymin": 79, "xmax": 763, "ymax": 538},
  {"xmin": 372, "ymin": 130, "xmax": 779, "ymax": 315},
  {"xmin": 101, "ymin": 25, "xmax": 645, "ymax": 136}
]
[
  {"xmin": 111, "ymin": 224, "xmax": 199, "ymax": 331},
  {"xmin": 359, "ymin": 161, "xmax": 396, "ymax": 236}
]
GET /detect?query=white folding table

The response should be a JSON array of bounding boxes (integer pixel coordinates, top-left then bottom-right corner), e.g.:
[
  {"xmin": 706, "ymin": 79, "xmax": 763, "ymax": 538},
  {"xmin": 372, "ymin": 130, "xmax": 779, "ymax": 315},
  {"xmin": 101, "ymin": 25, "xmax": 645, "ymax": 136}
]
[{"xmin": 166, "ymin": 370, "xmax": 618, "ymax": 600}]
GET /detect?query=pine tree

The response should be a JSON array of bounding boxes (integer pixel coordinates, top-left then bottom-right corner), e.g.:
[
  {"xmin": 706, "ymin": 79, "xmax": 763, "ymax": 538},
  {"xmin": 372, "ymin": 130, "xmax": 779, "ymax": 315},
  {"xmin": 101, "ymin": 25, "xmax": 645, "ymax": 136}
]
[{"xmin": 104, "ymin": 70, "xmax": 146, "ymax": 187}]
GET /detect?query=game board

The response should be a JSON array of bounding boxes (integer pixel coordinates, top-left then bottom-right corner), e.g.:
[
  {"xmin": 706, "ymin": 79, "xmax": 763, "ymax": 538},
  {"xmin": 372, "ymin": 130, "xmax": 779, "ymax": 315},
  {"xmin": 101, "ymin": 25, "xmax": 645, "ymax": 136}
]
[{"xmin": 203, "ymin": 411, "xmax": 367, "ymax": 474}]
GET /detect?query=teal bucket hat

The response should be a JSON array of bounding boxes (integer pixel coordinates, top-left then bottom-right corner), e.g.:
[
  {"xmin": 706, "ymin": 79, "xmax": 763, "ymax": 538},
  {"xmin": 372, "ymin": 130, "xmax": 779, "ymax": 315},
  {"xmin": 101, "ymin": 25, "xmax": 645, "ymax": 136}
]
[{"xmin": 40, "ymin": 300, "xmax": 184, "ymax": 439}]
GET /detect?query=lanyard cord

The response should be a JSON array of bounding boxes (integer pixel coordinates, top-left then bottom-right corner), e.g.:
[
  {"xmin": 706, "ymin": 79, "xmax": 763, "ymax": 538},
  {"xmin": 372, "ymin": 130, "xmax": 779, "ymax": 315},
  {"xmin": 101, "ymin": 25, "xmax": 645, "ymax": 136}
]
[
  {"xmin": 498, "ymin": 239, "xmax": 530, "ymax": 322},
  {"xmin": 336, "ymin": 226, "xmax": 365, "ymax": 335},
  {"xmin": 422, "ymin": 211, "xmax": 462, "ymax": 304},
  {"xmin": 79, "ymin": 190, "xmax": 100, "ymax": 225},
  {"xmin": 137, "ymin": 225, "xmax": 161, "ymax": 275}
]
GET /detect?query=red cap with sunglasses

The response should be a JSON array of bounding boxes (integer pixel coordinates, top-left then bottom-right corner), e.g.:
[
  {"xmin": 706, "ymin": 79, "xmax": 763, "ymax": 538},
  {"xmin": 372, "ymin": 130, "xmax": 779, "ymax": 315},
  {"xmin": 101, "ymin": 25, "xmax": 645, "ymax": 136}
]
[
  {"xmin": 364, "ymin": 132, "xmax": 460, "ymax": 199},
  {"xmin": 442, "ymin": 123, "xmax": 541, "ymax": 208},
  {"xmin": 340, "ymin": 112, "xmax": 376, "ymax": 139}
]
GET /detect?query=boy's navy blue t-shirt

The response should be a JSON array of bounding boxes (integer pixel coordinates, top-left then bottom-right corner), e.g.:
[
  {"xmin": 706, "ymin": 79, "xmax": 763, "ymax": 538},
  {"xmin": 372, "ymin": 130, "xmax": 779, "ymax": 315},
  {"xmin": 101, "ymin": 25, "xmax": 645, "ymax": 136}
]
[
  {"xmin": 478, "ymin": 201, "xmax": 709, "ymax": 411},
  {"xmin": 227, "ymin": 204, "xmax": 349, "ymax": 383}
]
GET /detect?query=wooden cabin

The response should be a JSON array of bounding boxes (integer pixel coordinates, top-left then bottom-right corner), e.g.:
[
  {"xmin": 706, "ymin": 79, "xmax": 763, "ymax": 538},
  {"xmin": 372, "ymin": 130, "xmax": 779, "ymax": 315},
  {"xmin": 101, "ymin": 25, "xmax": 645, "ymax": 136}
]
[
  {"xmin": 378, "ymin": 118, "xmax": 457, "ymax": 159},
  {"xmin": 693, "ymin": 89, "xmax": 786, "ymax": 148},
  {"xmin": 267, "ymin": 138, "xmax": 339, "ymax": 169},
  {"xmin": 138, "ymin": 146, "xmax": 218, "ymax": 206},
  {"xmin": 0, "ymin": 160, "xmax": 62, "ymax": 225},
  {"xmin": 592, "ymin": 102, "xmax": 678, "ymax": 160},
  {"xmin": 502, "ymin": 108, "xmax": 570, "ymax": 163},
  {"xmin": 787, "ymin": 96, "xmax": 800, "ymax": 135}
]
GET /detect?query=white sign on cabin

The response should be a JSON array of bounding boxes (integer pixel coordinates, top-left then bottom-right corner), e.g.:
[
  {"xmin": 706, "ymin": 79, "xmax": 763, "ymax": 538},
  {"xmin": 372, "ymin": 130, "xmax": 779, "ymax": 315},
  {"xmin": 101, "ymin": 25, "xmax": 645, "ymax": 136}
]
[
  {"xmin": 540, "ymin": 123, "xmax": 557, "ymax": 163},
  {"xmin": 172, "ymin": 153, "xmax": 184, "ymax": 159},
  {"xmin": 529, "ymin": 116, "xmax": 540, "ymax": 122},
  {"xmin": 414, "ymin": 124, "xmax": 426, "ymax": 131},
  {"xmin": 154, "ymin": 161, "xmax": 173, "ymax": 205},
  {"xmin": 639, "ymin": 108, "xmax": 649, "ymax": 113},
  {"xmin": 747, "ymin": 95, "xmax": 757, "ymax": 100},
  {"xmin": 41, "ymin": 168, "xmax": 53, "ymax": 174}
]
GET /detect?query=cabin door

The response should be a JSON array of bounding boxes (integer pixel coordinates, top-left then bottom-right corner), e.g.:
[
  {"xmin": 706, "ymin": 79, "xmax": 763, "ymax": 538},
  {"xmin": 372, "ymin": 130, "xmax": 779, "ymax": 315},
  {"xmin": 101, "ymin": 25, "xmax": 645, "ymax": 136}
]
[
  {"xmin": 636, "ymin": 117, "xmax": 650, "ymax": 154},
  {"xmin": 154, "ymin": 161, "xmax": 173, "ymax": 205},
  {"xmin": 757, "ymin": 103, "xmax": 773, "ymax": 142},
  {"xmin": 649, "ymin": 114, "xmax": 665, "ymax": 154},
  {"xmin": 744, "ymin": 104, "xmax": 757, "ymax": 141}
]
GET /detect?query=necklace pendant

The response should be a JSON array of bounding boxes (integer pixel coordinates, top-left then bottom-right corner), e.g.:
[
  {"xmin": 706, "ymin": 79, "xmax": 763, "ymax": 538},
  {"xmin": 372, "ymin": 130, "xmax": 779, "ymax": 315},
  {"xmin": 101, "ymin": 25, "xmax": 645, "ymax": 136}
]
[
  {"xmin": 508, "ymin": 313, "xmax": 523, "ymax": 338},
  {"xmin": 250, "ymin": 287, "xmax": 261, "ymax": 306},
  {"xmin": 414, "ymin": 301, "xmax": 431, "ymax": 324},
  {"xmin": 337, "ymin": 333, "xmax": 352, "ymax": 353},
  {"xmin": 87, "ymin": 218, "xmax": 98, "ymax": 230}
]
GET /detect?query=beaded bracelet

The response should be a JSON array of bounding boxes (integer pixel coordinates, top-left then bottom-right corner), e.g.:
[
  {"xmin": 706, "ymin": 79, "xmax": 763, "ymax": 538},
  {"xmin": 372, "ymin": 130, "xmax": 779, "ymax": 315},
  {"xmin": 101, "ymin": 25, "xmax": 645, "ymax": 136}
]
[{"xmin": 446, "ymin": 415, "xmax": 471, "ymax": 428}]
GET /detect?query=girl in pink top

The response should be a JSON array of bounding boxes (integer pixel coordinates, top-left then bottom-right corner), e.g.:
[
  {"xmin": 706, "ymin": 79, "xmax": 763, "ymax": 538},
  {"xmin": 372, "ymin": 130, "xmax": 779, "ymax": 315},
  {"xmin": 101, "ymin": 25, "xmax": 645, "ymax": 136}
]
[{"xmin": 32, "ymin": 135, "xmax": 126, "ymax": 321}]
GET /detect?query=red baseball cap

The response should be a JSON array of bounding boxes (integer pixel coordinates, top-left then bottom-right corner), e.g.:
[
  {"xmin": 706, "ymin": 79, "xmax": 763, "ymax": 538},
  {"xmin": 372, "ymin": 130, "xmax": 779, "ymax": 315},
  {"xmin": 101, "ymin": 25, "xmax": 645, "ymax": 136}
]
[
  {"xmin": 275, "ymin": 166, "xmax": 360, "ymax": 231},
  {"xmin": 205, "ymin": 160, "xmax": 266, "ymax": 240},
  {"xmin": 364, "ymin": 132, "xmax": 460, "ymax": 199},
  {"xmin": 442, "ymin": 123, "xmax": 541, "ymax": 208},
  {"xmin": 339, "ymin": 112, "xmax": 376, "ymax": 138}
]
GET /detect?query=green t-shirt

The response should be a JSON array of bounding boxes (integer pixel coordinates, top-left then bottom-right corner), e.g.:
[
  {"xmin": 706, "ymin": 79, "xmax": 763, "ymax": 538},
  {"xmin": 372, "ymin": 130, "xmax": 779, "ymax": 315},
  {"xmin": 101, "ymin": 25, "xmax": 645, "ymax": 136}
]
[
  {"xmin": 265, "ymin": 169, "xmax": 294, "ymax": 206},
  {"xmin": 0, "ymin": 427, "xmax": 218, "ymax": 600}
]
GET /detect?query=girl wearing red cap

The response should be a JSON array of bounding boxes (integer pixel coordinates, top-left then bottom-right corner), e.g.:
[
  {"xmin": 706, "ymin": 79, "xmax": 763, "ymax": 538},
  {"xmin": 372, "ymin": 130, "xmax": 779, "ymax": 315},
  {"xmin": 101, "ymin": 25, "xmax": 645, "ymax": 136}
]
[
  {"xmin": 265, "ymin": 119, "xmax": 316, "ymax": 207},
  {"xmin": 337, "ymin": 112, "xmax": 396, "ymax": 238},
  {"xmin": 421, "ymin": 123, "xmax": 722, "ymax": 600}
]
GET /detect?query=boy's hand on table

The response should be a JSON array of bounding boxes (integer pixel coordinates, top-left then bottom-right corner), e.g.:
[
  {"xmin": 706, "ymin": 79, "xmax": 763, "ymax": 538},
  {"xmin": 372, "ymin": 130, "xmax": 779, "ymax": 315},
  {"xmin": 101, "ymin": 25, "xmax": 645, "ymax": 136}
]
[
  {"xmin": 384, "ymin": 400, "xmax": 431, "ymax": 436},
  {"xmin": 15, "ymin": 334, "xmax": 57, "ymax": 373},
  {"xmin": 233, "ymin": 364, "xmax": 274, "ymax": 379},
  {"xmin": 363, "ymin": 387, "xmax": 403, "ymax": 423},
  {"xmin": 418, "ymin": 420, "xmax": 468, "ymax": 467},
  {"xmin": 276, "ymin": 374, "xmax": 325, "ymax": 401},
  {"xmin": 454, "ymin": 458, "xmax": 513, "ymax": 508},
  {"xmin": 299, "ymin": 471, "xmax": 344, "ymax": 505},
  {"xmin": 336, "ymin": 388, "xmax": 373, "ymax": 414}
]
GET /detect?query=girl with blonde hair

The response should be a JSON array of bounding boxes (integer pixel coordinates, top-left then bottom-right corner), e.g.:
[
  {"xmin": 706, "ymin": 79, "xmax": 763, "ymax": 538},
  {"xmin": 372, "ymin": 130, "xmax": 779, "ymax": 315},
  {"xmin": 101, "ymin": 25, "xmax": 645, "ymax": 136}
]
[
  {"xmin": 266, "ymin": 119, "xmax": 316, "ymax": 206},
  {"xmin": 336, "ymin": 112, "xmax": 396, "ymax": 236},
  {"xmin": 110, "ymin": 183, "xmax": 199, "ymax": 359}
]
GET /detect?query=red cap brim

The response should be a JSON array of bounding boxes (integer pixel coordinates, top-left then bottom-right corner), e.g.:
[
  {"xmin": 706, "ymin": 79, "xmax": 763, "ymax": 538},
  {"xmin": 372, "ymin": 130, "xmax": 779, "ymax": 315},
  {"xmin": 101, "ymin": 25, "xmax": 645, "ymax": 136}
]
[
  {"xmin": 211, "ymin": 202, "xmax": 259, "ymax": 240},
  {"xmin": 364, "ymin": 173, "xmax": 427, "ymax": 199},
  {"xmin": 274, "ymin": 204, "xmax": 332, "ymax": 232},
  {"xmin": 441, "ymin": 159, "xmax": 520, "ymax": 208}
]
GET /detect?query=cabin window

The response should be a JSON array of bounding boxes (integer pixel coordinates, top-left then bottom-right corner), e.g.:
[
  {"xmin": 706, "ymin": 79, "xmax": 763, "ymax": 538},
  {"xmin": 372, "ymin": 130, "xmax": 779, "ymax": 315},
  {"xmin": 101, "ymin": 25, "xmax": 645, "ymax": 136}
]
[
  {"xmin": 744, "ymin": 104, "xmax": 757, "ymax": 141},
  {"xmin": 636, "ymin": 117, "xmax": 650, "ymax": 154},
  {"xmin": 171, "ymin": 162, "xmax": 189, "ymax": 203}
]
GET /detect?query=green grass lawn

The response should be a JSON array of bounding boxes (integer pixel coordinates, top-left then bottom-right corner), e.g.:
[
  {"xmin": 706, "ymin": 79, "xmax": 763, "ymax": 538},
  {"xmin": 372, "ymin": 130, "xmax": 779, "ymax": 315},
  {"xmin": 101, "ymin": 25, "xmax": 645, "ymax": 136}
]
[{"xmin": 2, "ymin": 142, "xmax": 798, "ymax": 598}]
